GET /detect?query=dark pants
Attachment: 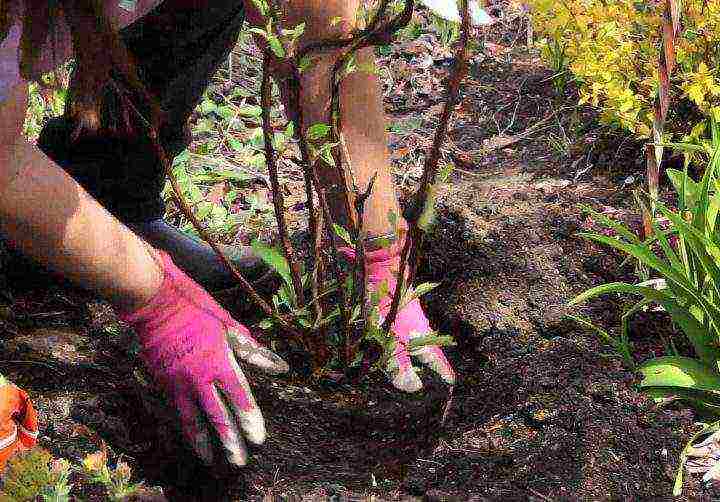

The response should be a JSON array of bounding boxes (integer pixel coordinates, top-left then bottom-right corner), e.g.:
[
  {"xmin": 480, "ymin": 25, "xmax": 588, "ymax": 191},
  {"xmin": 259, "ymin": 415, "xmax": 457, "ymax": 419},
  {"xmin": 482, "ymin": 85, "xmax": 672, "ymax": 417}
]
[{"xmin": 38, "ymin": 0, "xmax": 246, "ymax": 223}]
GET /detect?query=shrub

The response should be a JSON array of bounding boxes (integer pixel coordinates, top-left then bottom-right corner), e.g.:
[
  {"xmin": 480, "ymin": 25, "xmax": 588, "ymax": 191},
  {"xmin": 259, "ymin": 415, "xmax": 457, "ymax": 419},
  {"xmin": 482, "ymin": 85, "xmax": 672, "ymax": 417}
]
[
  {"xmin": 527, "ymin": 0, "xmax": 720, "ymax": 148},
  {"xmin": 0, "ymin": 448, "xmax": 70, "ymax": 502}
]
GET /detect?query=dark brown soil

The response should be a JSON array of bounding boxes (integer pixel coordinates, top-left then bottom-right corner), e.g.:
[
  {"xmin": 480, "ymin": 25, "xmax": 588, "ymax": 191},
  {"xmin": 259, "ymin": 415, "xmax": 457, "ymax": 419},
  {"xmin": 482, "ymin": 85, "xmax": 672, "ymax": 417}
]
[{"xmin": 1, "ymin": 6, "xmax": 717, "ymax": 502}]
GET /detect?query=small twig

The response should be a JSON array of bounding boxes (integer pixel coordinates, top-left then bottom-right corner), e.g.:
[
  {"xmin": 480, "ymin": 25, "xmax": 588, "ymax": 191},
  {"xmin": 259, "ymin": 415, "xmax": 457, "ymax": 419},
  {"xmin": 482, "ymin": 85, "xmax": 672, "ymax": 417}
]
[
  {"xmin": 261, "ymin": 56, "xmax": 306, "ymax": 309},
  {"xmin": 382, "ymin": 0, "xmax": 473, "ymax": 335},
  {"xmin": 440, "ymin": 385, "xmax": 455, "ymax": 427},
  {"xmin": 348, "ymin": 172, "xmax": 378, "ymax": 363},
  {"xmin": 2, "ymin": 360, "xmax": 65, "ymax": 374},
  {"xmin": 288, "ymin": 66, "xmax": 341, "ymax": 363},
  {"xmin": 112, "ymin": 81, "xmax": 302, "ymax": 338}
]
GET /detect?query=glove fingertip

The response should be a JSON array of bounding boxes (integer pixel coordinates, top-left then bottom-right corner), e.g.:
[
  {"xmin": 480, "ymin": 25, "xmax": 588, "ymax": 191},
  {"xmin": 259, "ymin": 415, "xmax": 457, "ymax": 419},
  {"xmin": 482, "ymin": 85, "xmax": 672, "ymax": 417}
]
[
  {"xmin": 392, "ymin": 367, "xmax": 423, "ymax": 393},
  {"xmin": 416, "ymin": 347, "xmax": 456, "ymax": 384},
  {"xmin": 239, "ymin": 406, "xmax": 266, "ymax": 446},
  {"xmin": 225, "ymin": 442, "xmax": 249, "ymax": 467},
  {"xmin": 234, "ymin": 342, "xmax": 289, "ymax": 375}
]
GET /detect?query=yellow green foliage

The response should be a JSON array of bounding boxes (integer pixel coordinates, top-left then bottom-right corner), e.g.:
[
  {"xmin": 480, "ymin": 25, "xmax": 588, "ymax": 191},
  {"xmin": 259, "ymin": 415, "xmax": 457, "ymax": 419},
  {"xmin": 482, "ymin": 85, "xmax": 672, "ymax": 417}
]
[
  {"xmin": 0, "ymin": 448, "xmax": 57, "ymax": 502},
  {"xmin": 528, "ymin": 0, "xmax": 720, "ymax": 145}
]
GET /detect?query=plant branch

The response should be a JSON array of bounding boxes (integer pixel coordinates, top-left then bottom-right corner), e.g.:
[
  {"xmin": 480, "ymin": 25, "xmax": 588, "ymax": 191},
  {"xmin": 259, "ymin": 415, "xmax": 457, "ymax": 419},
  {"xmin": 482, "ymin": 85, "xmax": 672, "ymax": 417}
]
[
  {"xmin": 382, "ymin": 0, "xmax": 472, "ymax": 335},
  {"xmin": 111, "ymin": 81, "xmax": 303, "ymax": 338},
  {"xmin": 261, "ymin": 55, "xmax": 306, "ymax": 309}
]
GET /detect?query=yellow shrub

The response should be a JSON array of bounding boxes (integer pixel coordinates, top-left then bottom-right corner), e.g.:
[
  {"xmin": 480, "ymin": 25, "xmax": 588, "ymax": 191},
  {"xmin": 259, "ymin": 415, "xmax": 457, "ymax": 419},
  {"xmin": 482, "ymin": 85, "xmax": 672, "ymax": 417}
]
[{"xmin": 528, "ymin": 0, "xmax": 720, "ymax": 146}]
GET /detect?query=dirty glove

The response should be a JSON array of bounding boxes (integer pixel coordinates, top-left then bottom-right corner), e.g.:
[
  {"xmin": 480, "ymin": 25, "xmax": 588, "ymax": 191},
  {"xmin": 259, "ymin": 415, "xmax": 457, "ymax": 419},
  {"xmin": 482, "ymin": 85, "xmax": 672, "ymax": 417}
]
[
  {"xmin": 0, "ymin": 376, "xmax": 39, "ymax": 471},
  {"xmin": 340, "ymin": 241, "xmax": 455, "ymax": 392},
  {"xmin": 119, "ymin": 251, "xmax": 288, "ymax": 466}
]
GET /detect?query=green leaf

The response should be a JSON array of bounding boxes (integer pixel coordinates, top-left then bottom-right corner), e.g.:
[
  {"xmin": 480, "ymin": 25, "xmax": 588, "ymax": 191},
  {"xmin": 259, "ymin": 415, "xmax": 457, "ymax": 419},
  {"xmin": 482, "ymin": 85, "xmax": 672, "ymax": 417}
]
[
  {"xmin": 227, "ymin": 137, "xmax": 245, "ymax": 152},
  {"xmin": 250, "ymin": 0, "xmax": 268, "ymax": 16},
  {"xmin": 413, "ymin": 282, "xmax": 440, "ymax": 298},
  {"xmin": 319, "ymin": 143, "xmax": 337, "ymax": 167},
  {"xmin": 377, "ymin": 279, "xmax": 390, "ymax": 301},
  {"xmin": 238, "ymin": 105, "xmax": 263, "ymax": 117},
  {"xmin": 387, "ymin": 210, "xmax": 398, "ymax": 229},
  {"xmin": 667, "ymin": 168, "xmax": 699, "ymax": 208},
  {"xmin": 401, "ymin": 282, "xmax": 440, "ymax": 309},
  {"xmin": 258, "ymin": 319, "xmax": 274, "ymax": 330},
  {"xmin": 217, "ymin": 105, "xmax": 235, "ymax": 120},
  {"xmin": 307, "ymin": 123, "xmax": 331, "ymax": 141},
  {"xmin": 581, "ymin": 206, "xmax": 641, "ymax": 244},
  {"xmin": 639, "ymin": 356, "xmax": 720, "ymax": 406},
  {"xmin": 571, "ymin": 281, "xmax": 720, "ymax": 365},
  {"xmin": 566, "ymin": 314, "xmax": 628, "ymax": 356},
  {"xmin": 408, "ymin": 334, "xmax": 456, "ymax": 351},
  {"xmin": 333, "ymin": 224, "xmax": 354, "ymax": 247},
  {"xmin": 200, "ymin": 98, "xmax": 218, "ymax": 116},
  {"xmin": 298, "ymin": 56, "xmax": 313, "ymax": 72},
  {"xmin": 418, "ymin": 185, "xmax": 437, "ymax": 231},
  {"xmin": 251, "ymin": 240, "xmax": 293, "ymax": 288},
  {"xmin": 196, "ymin": 202, "xmax": 213, "ymax": 222},
  {"xmin": 267, "ymin": 35, "xmax": 285, "ymax": 58}
]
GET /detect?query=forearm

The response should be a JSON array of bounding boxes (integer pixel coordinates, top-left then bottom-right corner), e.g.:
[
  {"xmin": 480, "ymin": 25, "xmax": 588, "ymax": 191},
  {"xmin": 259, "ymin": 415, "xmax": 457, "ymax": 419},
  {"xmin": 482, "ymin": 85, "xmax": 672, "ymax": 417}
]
[
  {"xmin": 252, "ymin": 0, "xmax": 403, "ymax": 238},
  {"xmin": 0, "ymin": 139, "xmax": 161, "ymax": 312},
  {"xmin": 0, "ymin": 83, "xmax": 160, "ymax": 312}
]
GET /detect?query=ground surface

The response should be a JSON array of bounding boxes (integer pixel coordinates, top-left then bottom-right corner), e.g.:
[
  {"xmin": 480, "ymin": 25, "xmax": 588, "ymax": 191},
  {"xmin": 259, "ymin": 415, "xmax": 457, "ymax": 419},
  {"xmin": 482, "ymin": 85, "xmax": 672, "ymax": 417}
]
[{"xmin": 0, "ymin": 4, "xmax": 717, "ymax": 501}]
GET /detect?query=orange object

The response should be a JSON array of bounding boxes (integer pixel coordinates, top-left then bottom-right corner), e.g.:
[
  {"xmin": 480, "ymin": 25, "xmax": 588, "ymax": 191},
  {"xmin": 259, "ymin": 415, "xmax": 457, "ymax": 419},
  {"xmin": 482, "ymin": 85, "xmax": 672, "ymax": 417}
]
[{"xmin": 0, "ymin": 380, "xmax": 38, "ymax": 471}]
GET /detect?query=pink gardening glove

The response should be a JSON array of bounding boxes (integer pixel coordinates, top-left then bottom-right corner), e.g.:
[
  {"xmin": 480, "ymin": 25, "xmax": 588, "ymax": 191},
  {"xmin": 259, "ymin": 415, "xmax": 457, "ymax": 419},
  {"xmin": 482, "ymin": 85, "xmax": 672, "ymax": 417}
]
[
  {"xmin": 341, "ymin": 242, "xmax": 455, "ymax": 392},
  {"xmin": 119, "ymin": 251, "xmax": 288, "ymax": 466}
]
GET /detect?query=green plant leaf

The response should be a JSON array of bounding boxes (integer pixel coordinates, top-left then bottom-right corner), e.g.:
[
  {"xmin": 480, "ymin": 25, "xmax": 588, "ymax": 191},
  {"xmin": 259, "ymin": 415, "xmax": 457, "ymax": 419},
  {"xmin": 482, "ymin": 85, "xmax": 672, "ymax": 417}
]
[
  {"xmin": 639, "ymin": 356, "xmax": 720, "ymax": 406},
  {"xmin": 667, "ymin": 168, "xmax": 700, "ymax": 208},
  {"xmin": 237, "ymin": 105, "xmax": 263, "ymax": 117},
  {"xmin": 308, "ymin": 123, "xmax": 331, "ymax": 141},
  {"xmin": 566, "ymin": 314, "xmax": 634, "ymax": 366},
  {"xmin": 408, "ymin": 334, "xmax": 456, "ymax": 351},
  {"xmin": 199, "ymin": 98, "xmax": 218, "ymax": 116},
  {"xmin": 571, "ymin": 281, "xmax": 720, "ymax": 365},
  {"xmin": 333, "ymin": 224, "xmax": 354, "ymax": 247},
  {"xmin": 258, "ymin": 319, "xmax": 274, "ymax": 330},
  {"xmin": 251, "ymin": 240, "xmax": 293, "ymax": 288}
]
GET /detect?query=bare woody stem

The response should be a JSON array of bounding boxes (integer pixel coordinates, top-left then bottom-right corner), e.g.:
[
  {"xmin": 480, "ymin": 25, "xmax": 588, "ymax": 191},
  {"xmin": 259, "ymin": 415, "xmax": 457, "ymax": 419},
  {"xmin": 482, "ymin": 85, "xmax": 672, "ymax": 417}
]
[
  {"xmin": 261, "ymin": 55, "xmax": 306, "ymax": 309},
  {"xmin": 381, "ymin": 0, "xmax": 472, "ymax": 336},
  {"xmin": 318, "ymin": 0, "xmax": 414, "ymax": 357},
  {"xmin": 288, "ymin": 65, "xmax": 329, "ymax": 361},
  {"xmin": 111, "ymin": 82, "xmax": 303, "ymax": 338},
  {"xmin": 349, "ymin": 169, "xmax": 378, "ymax": 361}
]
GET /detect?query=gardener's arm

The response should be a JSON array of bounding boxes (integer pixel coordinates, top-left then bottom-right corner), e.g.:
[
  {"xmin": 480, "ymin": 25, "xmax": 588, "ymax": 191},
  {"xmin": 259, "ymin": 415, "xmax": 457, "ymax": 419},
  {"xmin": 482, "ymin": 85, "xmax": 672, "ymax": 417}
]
[
  {"xmin": 0, "ymin": 83, "xmax": 162, "ymax": 312},
  {"xmin": 0, "ymin": 83, "xmax": 287, "ymax": 466}
]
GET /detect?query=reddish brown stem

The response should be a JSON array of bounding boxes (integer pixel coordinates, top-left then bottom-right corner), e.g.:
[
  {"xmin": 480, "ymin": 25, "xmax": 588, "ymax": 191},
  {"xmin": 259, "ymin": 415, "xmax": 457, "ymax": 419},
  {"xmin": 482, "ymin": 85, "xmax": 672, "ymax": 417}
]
[
  {"xmin": 382, "ymin": 0, "xmax": 472, "ymax": 336},
  {"xmin": 347, "ymin": 173, "xmax": 377, "ymax": 363},
  {"xmin": 113, "ymin": 82, "xmax": 303, "ymax": 338},
  {"xmin": 289, "ymin": 66, "xmax": 330, "ymax": 363},
  {"xmin": 261, "ymin": 56, "xmax": 306, "ymax": 309}
]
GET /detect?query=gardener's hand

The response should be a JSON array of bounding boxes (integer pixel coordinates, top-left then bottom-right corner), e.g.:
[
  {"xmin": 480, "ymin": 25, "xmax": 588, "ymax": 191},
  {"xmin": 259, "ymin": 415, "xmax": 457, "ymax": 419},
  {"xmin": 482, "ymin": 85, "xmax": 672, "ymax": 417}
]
[
  {"xmin": 341, "ymin": 242, "xmax": 455, "ymax": 392},
  {"xmin": 119, "ymin": 251, "xmax": 288, "ymax": 466},
  {"xmin": 0, "ymin": 376, "xmax": 39, "ymax": 471}
]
